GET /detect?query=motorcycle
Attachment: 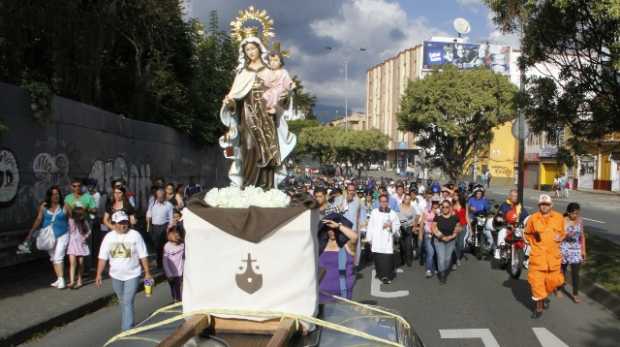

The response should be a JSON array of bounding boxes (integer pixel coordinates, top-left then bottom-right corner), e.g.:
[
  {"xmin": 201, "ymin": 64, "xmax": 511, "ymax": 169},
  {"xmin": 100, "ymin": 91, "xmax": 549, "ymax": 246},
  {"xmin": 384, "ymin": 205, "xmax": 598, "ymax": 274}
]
[
  {"xmin": 467, "ymin": 213, "xmax": 494, "ymax": 259},
  {"xmin": 496, "ymin": 223, "xmax": 527, "ymax": 279}
]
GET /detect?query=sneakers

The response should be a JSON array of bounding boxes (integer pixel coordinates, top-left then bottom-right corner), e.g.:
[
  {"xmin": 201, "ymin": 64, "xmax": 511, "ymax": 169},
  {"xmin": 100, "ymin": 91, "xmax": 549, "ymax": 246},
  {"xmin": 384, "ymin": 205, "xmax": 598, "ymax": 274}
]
[
  {"xmin": 51, "ymin": 278, "xmax": 66, "ymax": 289},
  {"xmin": 452, "ymin": 264, "xmax": 457, "ymax": 271},
  {"xmin": 56, "ymin": 278, "xmax": 66, "ymax": 289},
  {"xmin": 425, "ymin": 270, "xmax": 433, "ymax": 278},
  {"xmin": 494, "ymin": 248, "xmax": 501, "ymax": 260}
]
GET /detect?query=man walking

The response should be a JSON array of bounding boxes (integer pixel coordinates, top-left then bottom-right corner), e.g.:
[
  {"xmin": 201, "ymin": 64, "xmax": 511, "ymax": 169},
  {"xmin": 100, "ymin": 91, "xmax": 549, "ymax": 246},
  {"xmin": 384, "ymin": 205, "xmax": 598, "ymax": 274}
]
[
  {"xmin": 525, "ymin": 194, "xmax": 566, "ymax": 318},
  {"xmin": 146, "ymin": 187, "xmax": 174, "ymax": 269},
  {"xmin": 343, "ymin": 183, "xmax": 365, "ymax": 268}
]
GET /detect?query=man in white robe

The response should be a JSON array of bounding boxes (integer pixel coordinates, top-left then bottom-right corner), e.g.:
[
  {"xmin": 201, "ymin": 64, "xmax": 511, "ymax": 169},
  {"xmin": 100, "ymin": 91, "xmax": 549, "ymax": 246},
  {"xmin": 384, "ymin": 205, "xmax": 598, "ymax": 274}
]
[{"xmin": 366, "ymin": 194, "xmax": 401, "ymax": 284}]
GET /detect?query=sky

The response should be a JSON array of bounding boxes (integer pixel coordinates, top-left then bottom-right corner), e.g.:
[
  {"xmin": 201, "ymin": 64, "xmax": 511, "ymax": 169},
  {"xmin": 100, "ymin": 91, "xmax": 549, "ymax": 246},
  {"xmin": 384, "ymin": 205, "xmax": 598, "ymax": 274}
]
[{"xmin": 191, "ymin": 0, "xmax": 519, "ymax": 118}]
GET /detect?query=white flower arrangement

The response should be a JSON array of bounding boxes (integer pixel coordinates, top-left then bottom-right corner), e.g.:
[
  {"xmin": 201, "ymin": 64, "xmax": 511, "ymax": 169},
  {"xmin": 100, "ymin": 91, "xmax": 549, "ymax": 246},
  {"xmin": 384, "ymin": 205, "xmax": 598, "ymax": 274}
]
[{"xmin": 204, "ymin": 186, "xmax": 291, "ymax": 208}]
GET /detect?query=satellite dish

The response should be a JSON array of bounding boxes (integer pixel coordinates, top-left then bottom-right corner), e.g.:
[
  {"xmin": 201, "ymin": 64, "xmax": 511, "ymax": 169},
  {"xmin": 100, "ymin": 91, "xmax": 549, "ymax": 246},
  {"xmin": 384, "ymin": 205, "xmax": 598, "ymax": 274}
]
[{"xmin": 453, "ymin": 18, "xmax": 471, "ymax": 35}]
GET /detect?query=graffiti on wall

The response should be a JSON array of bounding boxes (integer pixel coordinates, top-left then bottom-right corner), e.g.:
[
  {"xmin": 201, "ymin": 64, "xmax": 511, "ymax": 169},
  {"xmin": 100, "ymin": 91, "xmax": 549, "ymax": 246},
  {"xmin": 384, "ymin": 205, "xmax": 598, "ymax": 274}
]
[
  {"xmin": 89, "ymin": 157, "xmax": 151, "ymax": 210},
  {"xmin": 491, "ymin": 166, "xmax": 512, "ymax": 177},
  {"xmin": 32, "ymin": 152, "xmax": 71, "ymax": 202},
  {"xmin": 0, "ymin": 149, "xmax": 19, "ymax": 203}
]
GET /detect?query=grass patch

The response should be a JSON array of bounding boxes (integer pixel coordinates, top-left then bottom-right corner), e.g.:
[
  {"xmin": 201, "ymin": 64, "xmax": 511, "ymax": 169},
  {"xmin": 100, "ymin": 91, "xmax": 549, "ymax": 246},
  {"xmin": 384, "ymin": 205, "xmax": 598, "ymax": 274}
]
[{"xmin": 583, "ymin": 234, "xmax": 620, "ymax": 296}]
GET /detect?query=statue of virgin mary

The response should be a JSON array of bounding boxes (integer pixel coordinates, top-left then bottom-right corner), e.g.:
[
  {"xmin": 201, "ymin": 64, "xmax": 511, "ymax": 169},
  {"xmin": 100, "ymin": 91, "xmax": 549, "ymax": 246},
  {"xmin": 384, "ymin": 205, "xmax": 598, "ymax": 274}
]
[{"xmin": 219, "ymin": 18, "xmax": 296, "ymax": 189}]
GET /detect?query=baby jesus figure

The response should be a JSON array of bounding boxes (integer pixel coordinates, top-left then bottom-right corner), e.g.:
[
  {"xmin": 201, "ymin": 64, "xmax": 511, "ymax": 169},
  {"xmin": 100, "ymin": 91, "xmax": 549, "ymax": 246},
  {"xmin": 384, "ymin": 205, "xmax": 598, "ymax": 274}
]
[{"xmin": 263, "ymin": 51, "xmax": 294, "ymax": 114}]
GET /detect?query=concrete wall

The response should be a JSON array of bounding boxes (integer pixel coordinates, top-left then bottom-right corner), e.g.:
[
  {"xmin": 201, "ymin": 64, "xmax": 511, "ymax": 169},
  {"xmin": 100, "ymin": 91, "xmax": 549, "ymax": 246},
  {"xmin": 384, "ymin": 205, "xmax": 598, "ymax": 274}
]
[{"xmin": 0, "ymin": 82, "xmax": 228, "ymax": 267}]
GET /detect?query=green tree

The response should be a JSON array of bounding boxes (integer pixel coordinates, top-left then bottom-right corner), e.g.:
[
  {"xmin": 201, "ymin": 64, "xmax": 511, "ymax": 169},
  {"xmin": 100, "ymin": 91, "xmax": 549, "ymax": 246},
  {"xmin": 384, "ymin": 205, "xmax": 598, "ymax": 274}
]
[
  {"xmin": 289, "ymin": 76, "xmax": 318, "ymax": 120},
  {"xmin": 485, "ymin": 0, "xmax": 620, "ymax": 148},
  {"xmin": 287, "ymin": 119, "xmax": 320, "ymax": 136},
  {"xmin": 298, "ymin": 126, "xmax": 388, "ymax": 175},
  {"xmin": 398, "ymin": 65, "xmax": 518, "ymax": 180},
  {"xmin": 0, "ymin": 2, "xmax": 236, "ymax": 145}
]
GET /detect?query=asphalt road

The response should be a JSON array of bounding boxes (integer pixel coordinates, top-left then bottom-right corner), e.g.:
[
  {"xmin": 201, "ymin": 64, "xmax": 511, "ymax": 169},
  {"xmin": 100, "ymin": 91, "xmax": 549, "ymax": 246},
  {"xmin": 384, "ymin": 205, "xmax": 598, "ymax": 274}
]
[{"xmin": 352, "ymin": 256, "xmax": 620, "ymax": 347}]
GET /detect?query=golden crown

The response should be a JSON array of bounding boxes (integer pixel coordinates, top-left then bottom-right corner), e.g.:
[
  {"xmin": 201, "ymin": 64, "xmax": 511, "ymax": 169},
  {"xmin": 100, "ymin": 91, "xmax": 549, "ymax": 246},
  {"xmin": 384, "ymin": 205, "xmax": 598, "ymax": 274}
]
[{"xmin": 230, "ymin": 6, "xmax": 275, "ymax": 45}]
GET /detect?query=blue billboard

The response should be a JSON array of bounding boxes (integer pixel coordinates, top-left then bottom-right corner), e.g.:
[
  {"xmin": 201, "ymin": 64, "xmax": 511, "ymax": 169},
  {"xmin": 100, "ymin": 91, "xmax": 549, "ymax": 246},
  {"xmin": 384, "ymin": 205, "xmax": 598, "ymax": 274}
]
[{"xmin": 422, "ymin": 41, "xmax": 511, "ymax": 75}]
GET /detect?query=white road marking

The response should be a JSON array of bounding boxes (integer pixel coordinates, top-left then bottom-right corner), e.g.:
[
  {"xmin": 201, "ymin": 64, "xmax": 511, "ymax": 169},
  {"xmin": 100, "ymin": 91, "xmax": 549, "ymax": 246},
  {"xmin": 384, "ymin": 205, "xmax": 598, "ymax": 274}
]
[
  {"xmin": 532, "ymin": 328, "xmax": 570, "ymax": 347},
  {"xmin": 524, "ymin": 206, "xmax": 606, "ymax": 224},
  {"xmin": 582, "ymin": 217, "xmax": 606, "ymax": 224},
  {"xmin": 370, "ymin": 268, "xmax": 410, "ymax": 298},
  {"xmin": 439, "ymin": 329, "xmax": 500, "ymax": 347}
]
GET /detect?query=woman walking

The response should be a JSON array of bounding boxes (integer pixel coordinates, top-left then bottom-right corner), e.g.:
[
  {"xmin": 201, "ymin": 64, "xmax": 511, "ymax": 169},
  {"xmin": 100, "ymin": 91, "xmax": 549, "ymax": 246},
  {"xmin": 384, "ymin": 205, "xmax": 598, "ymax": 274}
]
[
  {"xmin": 558, "ymin": 202, "xmax": 586, "ymax": 303},
  {"xmin": 66, "ymin": 206, "xmax": 91, "ymax": 289},
  {"xmin": 318, "ymin": 213, "xmax": 358, "ymax": 302},
  {"xmin": 452, "ymin": 194, "xmax": 468, "ymax": 268},
  {"xmin": 103, "ymin": 186, "xmax": 137, "ymax": 230},
  {"xmin": 398, "ymin": 193, "xmax": 417, "ymax": 267},
  {"xmin": 422, "ymin": 198, "xmax": 440, "ymax": 278},
  {"xmin": 25, "ymin": 186, "xmax": 71, "ymax": 289},
  {"xmin": 432, "ymin": 200, "xmax": 462, "ymax": 284}
]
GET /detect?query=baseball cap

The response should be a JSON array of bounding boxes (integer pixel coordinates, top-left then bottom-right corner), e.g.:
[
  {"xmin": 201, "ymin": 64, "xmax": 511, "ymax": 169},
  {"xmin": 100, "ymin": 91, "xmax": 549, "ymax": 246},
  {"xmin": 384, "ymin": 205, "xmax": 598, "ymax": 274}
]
[
  {"xmin": 538, "ymin": 194, "xmax": 553, "ymax": 205},
  {"xmin": 112, "ymin": 211, "xmax": 129, "ymax": 224}
]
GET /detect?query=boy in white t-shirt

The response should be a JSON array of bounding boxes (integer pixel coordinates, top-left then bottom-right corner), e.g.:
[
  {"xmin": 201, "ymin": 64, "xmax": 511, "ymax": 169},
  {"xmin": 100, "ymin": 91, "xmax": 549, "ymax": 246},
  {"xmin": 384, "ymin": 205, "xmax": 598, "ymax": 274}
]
[{"xmin": 96, "ymin": 211, "xmax": 152, "ymax": 331}]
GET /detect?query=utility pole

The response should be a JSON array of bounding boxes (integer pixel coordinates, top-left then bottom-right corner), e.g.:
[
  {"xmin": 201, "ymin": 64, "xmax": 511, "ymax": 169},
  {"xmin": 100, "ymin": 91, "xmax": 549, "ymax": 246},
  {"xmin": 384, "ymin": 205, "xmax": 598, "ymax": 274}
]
[
  {"xmin": 517, "ymin": 19, "xmax": 528, "ymax": 205},
  {"xmin": 345, "ymin": 60, "xmax": 349, "ymax": 131}
]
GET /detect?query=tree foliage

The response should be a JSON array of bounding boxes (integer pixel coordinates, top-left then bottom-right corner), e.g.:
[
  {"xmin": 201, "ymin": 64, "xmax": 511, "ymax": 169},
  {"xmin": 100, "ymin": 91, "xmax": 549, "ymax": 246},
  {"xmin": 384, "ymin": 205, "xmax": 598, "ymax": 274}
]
[
  {"xmin": 298, "ymin": 127, "xmax": 388, "ymax": 167},
  {"xmin": 485, "ymin": 0, "xmax": 620, "ymax": 148},
  {"xmin": 398, "ymin": 65, "xmax": 518, "ymax": 180},
  {"xmin": 0, "ymin": 2, "xmax": 236, "ymax": 145},
  {"xmin": 288, "ymin": 76, "xmax": 318, "ymax": 120},
  {"xmin": 287, "ymin": 119, "xmax": 320, "ymax": 137}
]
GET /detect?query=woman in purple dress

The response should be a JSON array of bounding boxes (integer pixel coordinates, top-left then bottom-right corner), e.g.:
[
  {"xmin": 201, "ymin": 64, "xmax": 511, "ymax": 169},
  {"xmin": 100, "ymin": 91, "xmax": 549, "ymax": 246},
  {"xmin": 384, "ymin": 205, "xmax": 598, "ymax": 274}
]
[
  {"xmin": 318, "ymin": 213, "xmax": 358, "ymax": 303},
  {"xmin": 558, "ymin": 202, "xmax": 586, "ymax": 303}
]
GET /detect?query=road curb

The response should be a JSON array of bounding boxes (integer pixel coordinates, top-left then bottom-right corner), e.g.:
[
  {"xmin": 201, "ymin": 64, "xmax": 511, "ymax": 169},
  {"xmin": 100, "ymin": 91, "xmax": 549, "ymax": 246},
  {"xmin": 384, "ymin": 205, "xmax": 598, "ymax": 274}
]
[
  {"xmin": 578, "ymin": 274, "xmax": 620, "ymax": 319},
  {"xmin": 2, "ymin": 272, "xmax": 166, "ymax": 347}
]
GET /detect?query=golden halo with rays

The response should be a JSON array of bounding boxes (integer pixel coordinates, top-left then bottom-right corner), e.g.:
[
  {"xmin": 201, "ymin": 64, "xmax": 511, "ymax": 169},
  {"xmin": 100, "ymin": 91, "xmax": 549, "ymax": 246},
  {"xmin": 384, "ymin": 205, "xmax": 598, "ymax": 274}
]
[{"xmin": 230, "ymin": 6, "xmax": 275, "ymax": 46}]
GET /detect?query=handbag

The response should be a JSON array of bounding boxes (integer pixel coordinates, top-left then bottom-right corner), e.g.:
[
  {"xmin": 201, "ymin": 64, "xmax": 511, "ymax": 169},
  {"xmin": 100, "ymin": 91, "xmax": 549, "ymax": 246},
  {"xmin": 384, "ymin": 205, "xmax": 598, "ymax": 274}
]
[{"xmin": 36, "ymin": 209, "xmax": 59, "ymax": 251}]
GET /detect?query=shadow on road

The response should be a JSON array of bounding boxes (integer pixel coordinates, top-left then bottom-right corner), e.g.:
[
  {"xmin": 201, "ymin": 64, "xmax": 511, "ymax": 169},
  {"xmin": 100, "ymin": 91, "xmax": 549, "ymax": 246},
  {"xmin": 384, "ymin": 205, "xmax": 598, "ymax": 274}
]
[{"xmin": 503, "ymin": 278, "xmax": 532, "ymax": 311}]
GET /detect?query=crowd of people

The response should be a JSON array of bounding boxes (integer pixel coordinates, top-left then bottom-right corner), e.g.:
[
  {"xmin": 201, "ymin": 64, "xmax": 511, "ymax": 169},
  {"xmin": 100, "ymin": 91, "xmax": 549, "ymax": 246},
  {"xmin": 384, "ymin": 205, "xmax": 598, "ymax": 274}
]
[
  {"xmin": 18, "ymin": 177, "xmax": 201, "ymax": 331},
  {"xmin": 290, "ymin": 174, "xmax": 586, "ymax": 319},
  {"xmin": 19, "ymin": 172, "xmax": 588, "ymax": 330}
]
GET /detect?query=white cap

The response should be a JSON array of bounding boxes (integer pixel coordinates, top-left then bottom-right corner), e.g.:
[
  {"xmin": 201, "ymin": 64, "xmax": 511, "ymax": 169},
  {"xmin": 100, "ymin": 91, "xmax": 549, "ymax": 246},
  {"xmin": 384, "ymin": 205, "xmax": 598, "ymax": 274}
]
[
  {"xmin": 538, "ymin": 194, "xmax": 553, "ymax": 205},
  {"xmin": 111, "ymin": 211, "xmax": 129, "ymax": 223}
]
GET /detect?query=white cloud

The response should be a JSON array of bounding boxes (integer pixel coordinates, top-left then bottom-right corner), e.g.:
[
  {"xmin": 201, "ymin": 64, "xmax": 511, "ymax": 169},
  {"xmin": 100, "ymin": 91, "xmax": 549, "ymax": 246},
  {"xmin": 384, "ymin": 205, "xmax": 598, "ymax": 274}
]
[
  {"xmin": 456, "ymin": 0, "xmax": 481, "ymax": 6},
  {"xmin": 290, "ymin": 0, "xmax": 443, "ymax": 109},
  {"xmin": 486, "ymin": 11, "xmax": 521, "ymax": 48}
]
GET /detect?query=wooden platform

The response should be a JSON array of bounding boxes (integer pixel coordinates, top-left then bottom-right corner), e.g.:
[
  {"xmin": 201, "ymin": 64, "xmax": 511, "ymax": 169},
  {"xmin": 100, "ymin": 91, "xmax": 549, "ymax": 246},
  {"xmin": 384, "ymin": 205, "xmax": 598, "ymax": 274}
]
[{"xmin": 157, "ymin": 315, "xmax": 300, "ymax": 347}]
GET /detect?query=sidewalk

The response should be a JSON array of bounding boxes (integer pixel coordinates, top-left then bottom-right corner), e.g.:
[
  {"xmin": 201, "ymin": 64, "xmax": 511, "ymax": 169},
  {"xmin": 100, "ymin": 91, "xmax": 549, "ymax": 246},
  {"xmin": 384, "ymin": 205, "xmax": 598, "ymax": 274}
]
[{"xmin": 0, "ymin": 259, "xmax": 164, "ymax": 347}]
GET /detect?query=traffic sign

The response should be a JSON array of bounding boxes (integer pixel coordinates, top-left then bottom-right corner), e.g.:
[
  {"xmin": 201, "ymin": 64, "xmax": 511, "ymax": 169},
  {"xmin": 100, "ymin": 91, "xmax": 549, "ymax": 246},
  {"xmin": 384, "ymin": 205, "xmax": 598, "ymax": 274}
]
[{"xmin": 511, "ymin": 118, "xmax": 529, "ymax": 140}]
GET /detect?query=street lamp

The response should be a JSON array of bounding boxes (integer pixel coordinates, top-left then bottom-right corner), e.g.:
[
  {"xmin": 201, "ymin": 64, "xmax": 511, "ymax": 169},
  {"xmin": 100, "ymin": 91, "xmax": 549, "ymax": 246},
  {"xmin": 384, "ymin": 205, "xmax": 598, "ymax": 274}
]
[{"xmin": 325, "ymin": 46, "xmax": 368, "ymax": 130}]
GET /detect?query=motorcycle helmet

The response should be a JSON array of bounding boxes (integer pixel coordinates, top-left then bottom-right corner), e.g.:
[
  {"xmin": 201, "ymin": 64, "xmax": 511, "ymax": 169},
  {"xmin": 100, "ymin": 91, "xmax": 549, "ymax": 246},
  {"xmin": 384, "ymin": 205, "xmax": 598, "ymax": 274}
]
[{"xmin": 505, "ymin": 209, "xmax": 518, "ymax": 225}]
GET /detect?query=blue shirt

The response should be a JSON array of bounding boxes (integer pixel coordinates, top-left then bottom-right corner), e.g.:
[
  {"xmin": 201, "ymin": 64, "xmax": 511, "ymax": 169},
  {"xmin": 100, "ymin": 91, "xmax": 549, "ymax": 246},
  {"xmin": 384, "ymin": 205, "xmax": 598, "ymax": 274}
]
[
  {"xmin": 467, "ymin": 197, "xmax": 489, "ymax": 218},
  {"xmin": 343, "ymin": 198, "xmax": 367, "ymax": 231},
  {"xmin": 42, "ymin": 207, "xmax": 68, "ymax": 238},
  {"xmin": 498, "ymin": 201, "xmax": 529, "ymax": 224},
  {"xmin": 372, "ymin": 196, "xmax": 400, "ymax": 212}
]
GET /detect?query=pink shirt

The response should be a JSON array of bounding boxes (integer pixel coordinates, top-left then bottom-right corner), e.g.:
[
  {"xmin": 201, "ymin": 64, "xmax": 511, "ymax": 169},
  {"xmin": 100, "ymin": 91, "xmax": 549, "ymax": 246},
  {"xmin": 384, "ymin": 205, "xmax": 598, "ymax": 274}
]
[{"xmin": 163, "ymin": 242, "xmax": 184, "ymax": 278}]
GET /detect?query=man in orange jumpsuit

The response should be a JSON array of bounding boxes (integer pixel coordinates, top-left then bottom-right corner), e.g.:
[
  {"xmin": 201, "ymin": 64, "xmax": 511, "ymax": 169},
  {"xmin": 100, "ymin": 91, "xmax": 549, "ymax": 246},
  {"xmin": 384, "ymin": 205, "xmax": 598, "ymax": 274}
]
[{"xmin": 525, "ymin": 194, "xmax": 566, "ymax": 318}]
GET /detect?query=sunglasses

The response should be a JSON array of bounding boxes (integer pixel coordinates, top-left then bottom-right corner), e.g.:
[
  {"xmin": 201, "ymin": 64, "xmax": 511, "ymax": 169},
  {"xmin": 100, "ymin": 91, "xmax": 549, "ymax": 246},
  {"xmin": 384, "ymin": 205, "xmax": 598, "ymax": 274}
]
[{"xmin": 441, "ymin": 205, "xmax": 451, "ymax": 209}]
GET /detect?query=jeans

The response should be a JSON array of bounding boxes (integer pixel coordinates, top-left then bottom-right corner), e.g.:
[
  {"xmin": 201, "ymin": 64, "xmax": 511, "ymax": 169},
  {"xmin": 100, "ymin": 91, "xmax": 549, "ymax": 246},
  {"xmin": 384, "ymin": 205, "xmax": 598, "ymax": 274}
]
[
  {"xmin": 399, "ymin": 226, "xmax": 414, "ymax": 266},
  {"xmin": 112, "ymin": 276, "xmax": 140, "ymax": 331},
  {"xmin": 423, "ymin": 233, "xmax": 436, "ymax": 272},
  {"xmin": 435, "ymin": 240, "xmax": 456, "ymax": 272},
  {"xmin": 454, "ymin": 226, "xmax": 466, "ymax": 259}
]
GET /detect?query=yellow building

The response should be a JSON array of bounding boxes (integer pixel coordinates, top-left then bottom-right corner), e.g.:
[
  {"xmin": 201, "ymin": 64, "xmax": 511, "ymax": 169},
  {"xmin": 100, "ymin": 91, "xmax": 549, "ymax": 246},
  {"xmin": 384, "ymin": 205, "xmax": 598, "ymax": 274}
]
[
  {"xmin": 476, "ymin": 122, "xmax": 518, "ymax": 185},
  {"xmin": 326, "ymin": 112, "xmax": 367, "ymax": 131}
]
